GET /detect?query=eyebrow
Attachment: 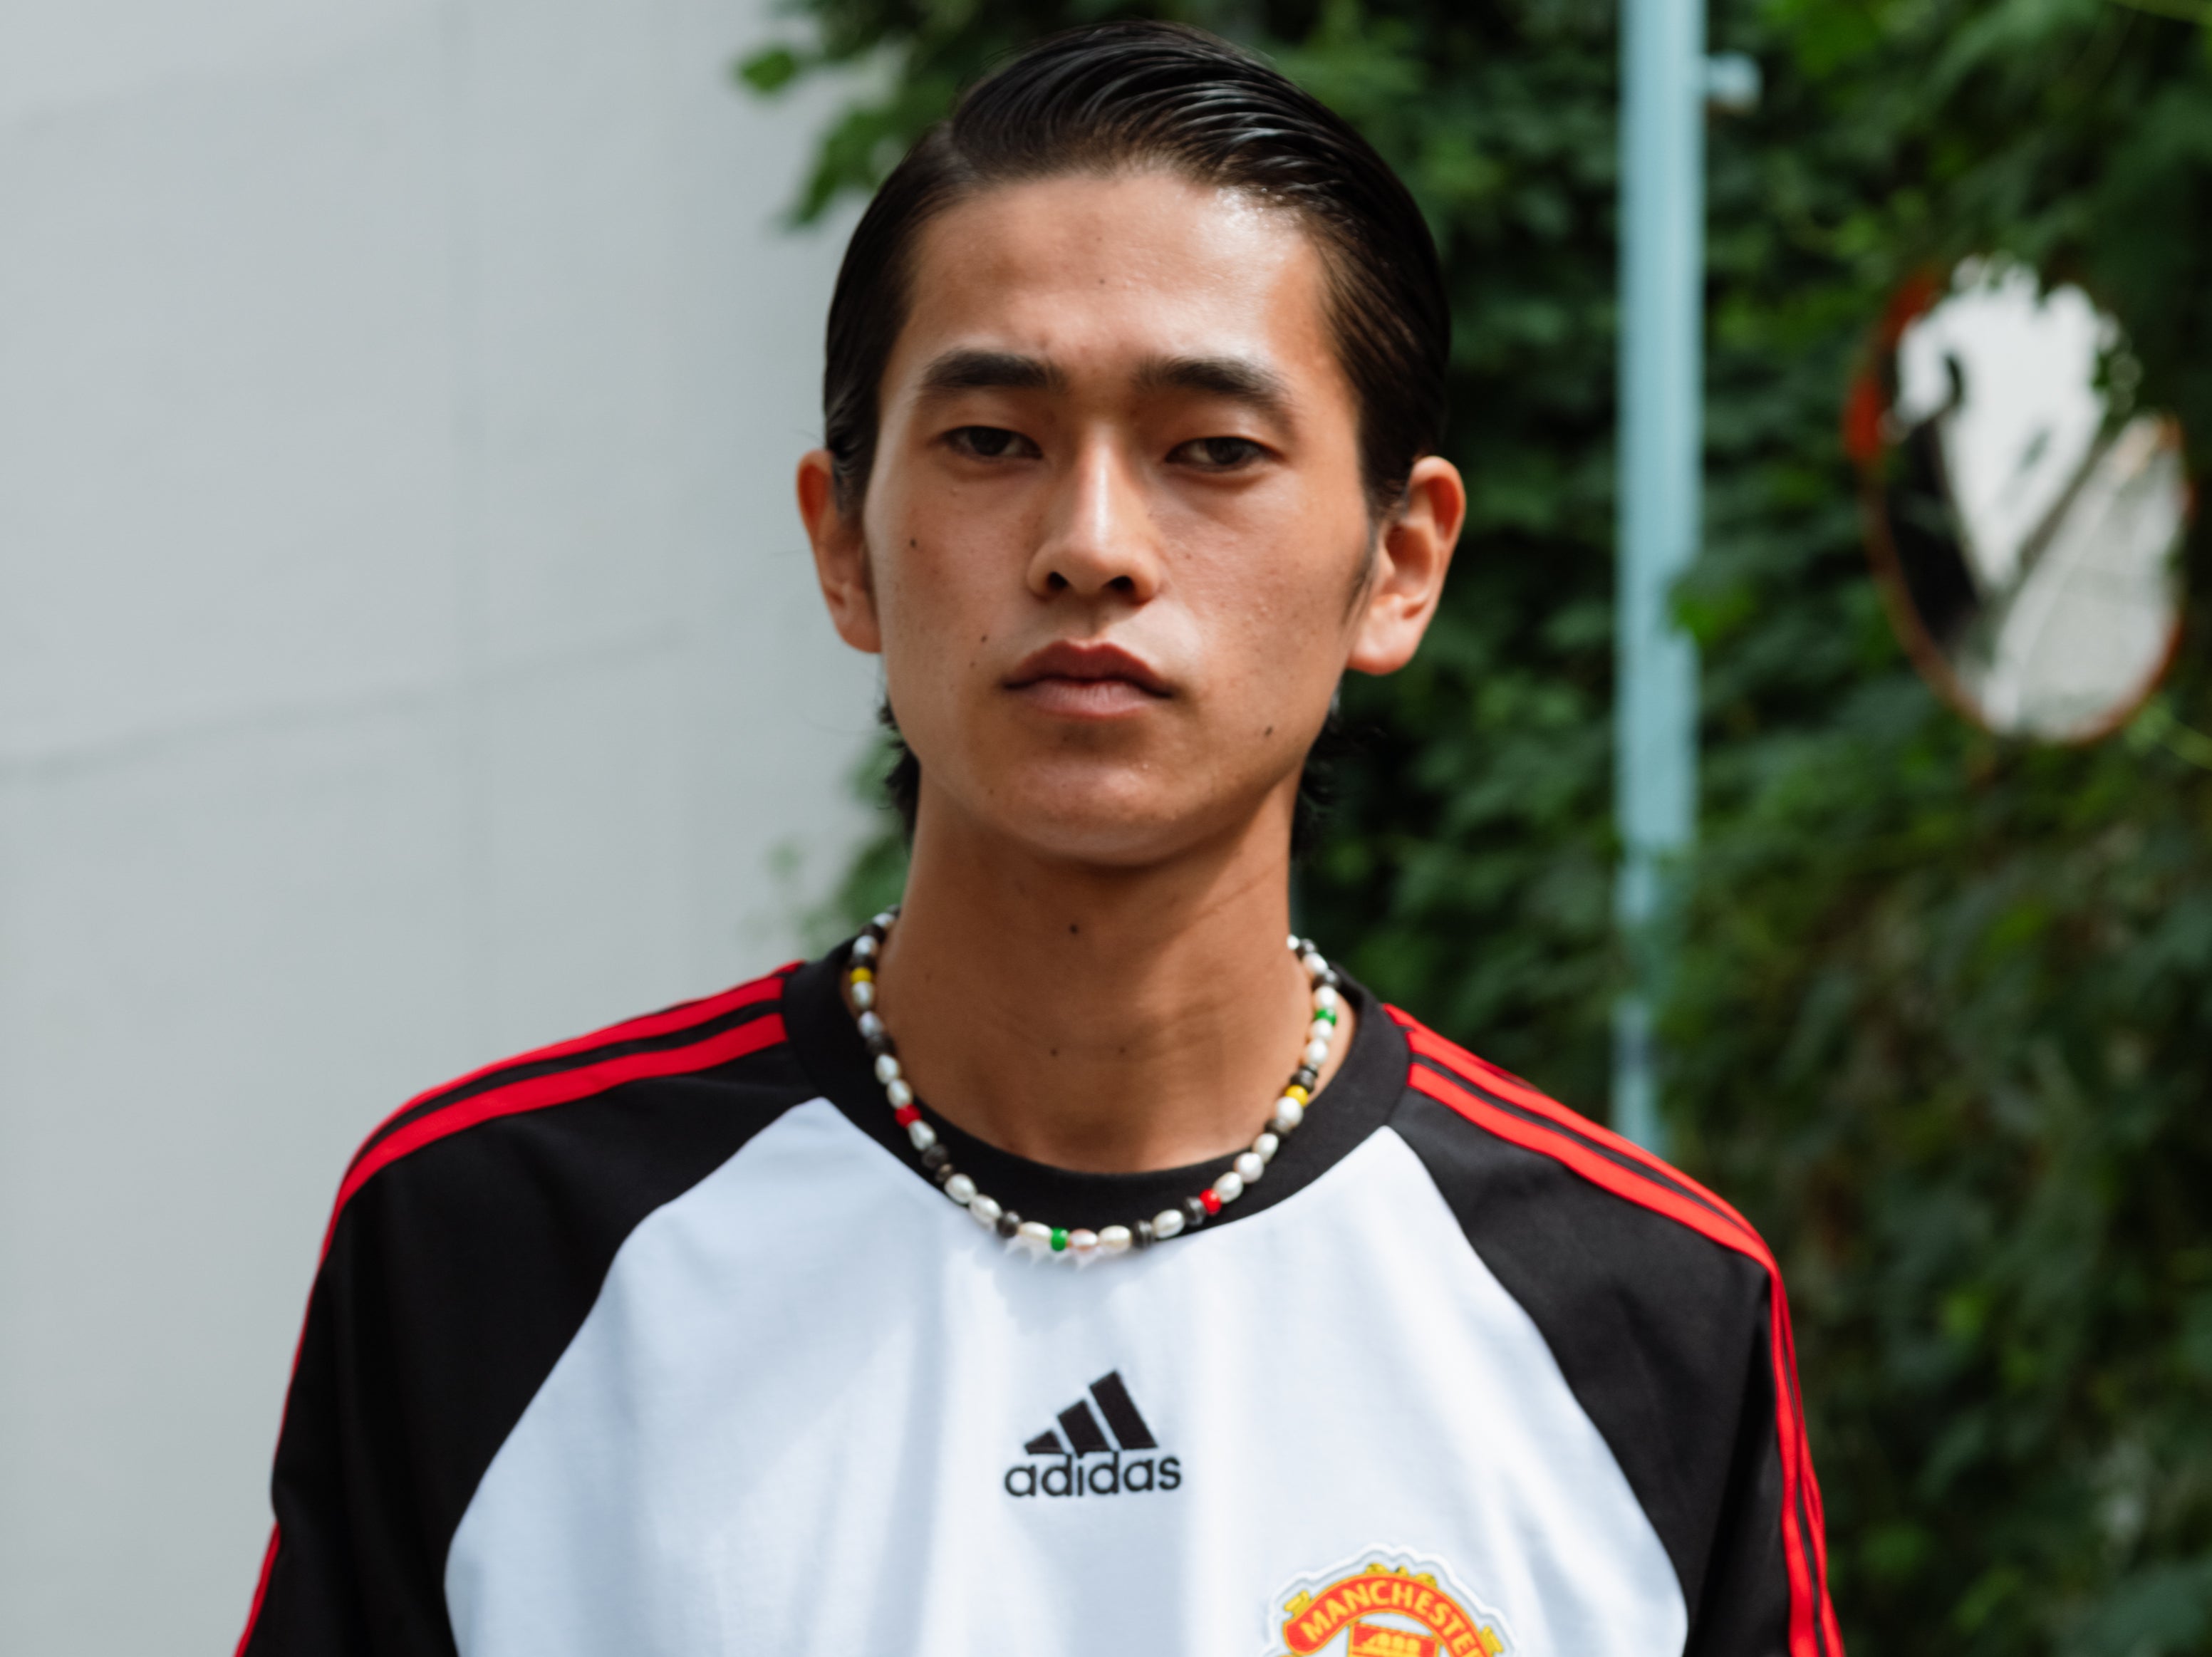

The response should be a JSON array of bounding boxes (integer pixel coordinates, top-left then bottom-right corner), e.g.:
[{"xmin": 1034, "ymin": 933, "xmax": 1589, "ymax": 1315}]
[
  {"xmin": 1134, "ymin": 354, "xmax": 1294, "ymax": 422},
  {"xmin": 915, "ymin": 349, "xmax": 1069, "ymax": 397},
  {"xmin": 912, "ymin": 348, "xmax": 1294, "ymax": 423}
]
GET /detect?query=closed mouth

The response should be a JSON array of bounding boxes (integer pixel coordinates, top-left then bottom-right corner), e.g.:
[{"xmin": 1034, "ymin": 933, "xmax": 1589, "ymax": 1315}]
[{"xmin": 1004, "ymin": 641, "xmax": 1171, "ymax": 698}]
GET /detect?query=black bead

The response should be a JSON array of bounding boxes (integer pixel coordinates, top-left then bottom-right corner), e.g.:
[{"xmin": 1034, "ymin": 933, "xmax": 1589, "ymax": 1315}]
[
  {"xmin": 1319, "ymin": 968, "xmax": 1340, "ymax": 989},
  {"xmin": 866, "ymin": 1033, "xmax": 893, "ymax": 1059},
  {"xmin": 920, "ymin": 1143, "xmax": 950, "ymax": 1170},
  {"xmin": 1183, "ymin": 1196, "xmax": 1209, "ymax": 1230},
  {"xmin": 931, "ymin": 1160, "xmax": 957, "ymax": 1185},
  {"xmin": 1133, "ymin": 1220, "xmax": 1156, "ymax": 1250},
  {"xmin": 1292, "ymin": 1066, "xmax": 1319, "ymax": 1090},
  {"xmin": 996, "ymin": 1210, "xmax": 1021, "ymax": 1238}
]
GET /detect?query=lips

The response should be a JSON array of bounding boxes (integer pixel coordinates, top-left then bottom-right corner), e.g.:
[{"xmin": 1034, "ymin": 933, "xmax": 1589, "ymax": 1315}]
[
  {"xmin": 1003, "ymin": 640, "xmax": 1171, "ymax": 718},
  {"xmin": 1004, "ymin": 641, "xmax": 1170, "ymax": 697}
]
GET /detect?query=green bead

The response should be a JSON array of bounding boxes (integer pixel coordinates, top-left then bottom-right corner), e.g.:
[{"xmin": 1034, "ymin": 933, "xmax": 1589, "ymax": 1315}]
[
  {"xmin": 1050, "ymin": 1227, "xmax": 1069, "ymax": 1252},
  {"xmin": 1316, "ymin": 1006, "xmax": 1339, "ymax": 1025}
]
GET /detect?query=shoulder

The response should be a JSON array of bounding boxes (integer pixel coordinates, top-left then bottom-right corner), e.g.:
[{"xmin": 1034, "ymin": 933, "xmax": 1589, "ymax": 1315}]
[
  {"xmin": 251, "ymin": 965, "xmax": 817, "ymax": 1629},
  {"xmin": 321, "ymin": 964, "xmax": 809, "ymax": 1255},
  {"xmin": 1379, "ymin": 1004, "xmax": 1782, "ymax": 1393},
  {"xmin": 1382, "ymin": 1004, "xmax": 1778, "ymax": 1305},
  {"xmin": 1382, "ymin": 1008, "xmax": 1830, "ymax": 1648}
]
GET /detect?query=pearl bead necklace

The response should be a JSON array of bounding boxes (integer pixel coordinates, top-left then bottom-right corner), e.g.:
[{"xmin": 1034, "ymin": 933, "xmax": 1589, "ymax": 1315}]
[{"xmin": 845, "ymin": 910, "xmax": 1344, "ymax": 1262}]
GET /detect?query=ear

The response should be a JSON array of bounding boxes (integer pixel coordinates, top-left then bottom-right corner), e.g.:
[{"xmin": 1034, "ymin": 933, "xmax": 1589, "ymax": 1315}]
[
  {"xmin": 798, "ymin": 448, "xmax": 882, "ymax": 655},
  {"xmin": 1346, "ymin": 454, "xmax": 1465, "ymax": 675}
]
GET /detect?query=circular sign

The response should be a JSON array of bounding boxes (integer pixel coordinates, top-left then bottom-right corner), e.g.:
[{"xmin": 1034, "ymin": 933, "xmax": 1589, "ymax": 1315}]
[{"xmin": 1846, "ymin": 259, "xmax": 2189, "ymax": 741}]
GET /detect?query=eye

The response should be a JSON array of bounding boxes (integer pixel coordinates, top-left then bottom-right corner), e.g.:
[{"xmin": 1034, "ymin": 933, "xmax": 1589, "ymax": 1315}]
[
  {"xmin": 1171, "ymin": 435, "xmax": 1269, "ymax": 471},
  {"xmin": 945, "ymin": 425, "xmax": 1040, "ymax": 461}
]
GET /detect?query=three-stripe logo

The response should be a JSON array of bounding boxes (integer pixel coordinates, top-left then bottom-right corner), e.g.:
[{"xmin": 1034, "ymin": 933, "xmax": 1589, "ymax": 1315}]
[{"xmin": 1004, "ymin": 1371, "xmax": 1182, "ymax": 1499}]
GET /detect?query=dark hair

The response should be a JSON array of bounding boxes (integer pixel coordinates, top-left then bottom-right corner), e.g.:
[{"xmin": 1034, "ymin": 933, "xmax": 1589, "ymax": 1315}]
[
  {"xmin": 831, "ymin": 21, "xmax": 1445, "ymax": 851},
  {"xmin": 821, "ymin": 20, "xmax": 1450, "ymax": 519}
]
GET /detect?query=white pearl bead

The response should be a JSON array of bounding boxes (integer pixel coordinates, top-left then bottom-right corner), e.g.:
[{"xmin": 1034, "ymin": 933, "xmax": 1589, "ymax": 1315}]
[
  {"xmin": 1309, "ymin": 1018, "xmax": 1336, "ymax": 1042},
  {"xmin": 1213, "ymin": 1170, "xmax": 1245, "ymax": 1203},
  {"xmin": 1287, "ymin": 932, "xmax": 1301, "ymax": 950},
  {"xmin": 907, "ymin": 1120, "xmax": 936, "ymax": 1152},
  {"xmin": 1017, "ymin": 1220, "xmax": 1054, "ymax": 1252},
  {"xmin": 945, "ymin": 1173, "xmax": 976, "ymax": 1205},
  {"xmin": 1153, "ymin": 1207, "xmax": 1186, "ymax": 1240},
  {"xmin": 1254, "ymin": 1131, "xmax": 1280, "ymax": 1163},
  {"xmin": 1302, "ymin": 951, "xmax": 1326, "ymax": 979},
  {"xmin": 1303, "ymin": 1037, "xmax": 1330, "ymax": 1068},
  {"xmin": 886, "ymin": 1078, "xmax": 913, "ymax": 1108},
  {"xmin": 851, "ymin": 933, "xmax": 878, "ymax": 959},
  {"xmin": 1068, "ymin": 1228, "xmax": 1099, "ymax": 1254},
  {"xmin": 1312, "ymin": 984, "xmax": 1341, "ymax": 1012},
  {"xmin": 969, "ymin": 1194, "xmax": 1002, "ymax": 1226},
  {"xmin": 1235, "ymin": 1151, "xmax": 1264, "ymax": 1184},
  {"xmin": 873, "ymin": 1053, "xmax": 902, "ymax": 1084},
  {"xmin": 873, "ymin": 910, "xmax": 898, "ymax": 930},
  {"xmin": 1272, "ymin": 1097, "xmax": 1304, "ymax": 1133},
  {"xmin": 1098, "ymin": 1225, "xmax": 1132, "ymax": 1253},
  {"xmin": 851, "ymin": 980, "xmax": 876, "ymax": 1010},
  {"xmin": 857, "ymin": 1010, "xmax": 885, "ymax": 1040}
]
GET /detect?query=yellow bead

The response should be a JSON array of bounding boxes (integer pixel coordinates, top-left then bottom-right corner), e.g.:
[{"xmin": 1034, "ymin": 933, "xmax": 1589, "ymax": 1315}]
[
  {"xmin": 1284, "ymin": 1084, "xmax": 1310, "ymax": 1105},
  {"xmin": 848, "ymin": 966, "xmax": 874, "ymax": 985}
]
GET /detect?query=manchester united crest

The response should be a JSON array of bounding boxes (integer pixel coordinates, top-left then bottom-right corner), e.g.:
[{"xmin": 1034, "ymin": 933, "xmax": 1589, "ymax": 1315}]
[{"xmin": 1267, "ymin": 1547, "xmax": 1512, "ymax": 1657}]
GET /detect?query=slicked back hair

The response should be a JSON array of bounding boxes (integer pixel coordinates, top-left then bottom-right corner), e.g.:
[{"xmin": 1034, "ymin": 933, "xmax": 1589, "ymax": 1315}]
[{"xmin": 821, "ymin": 20, "xmax": 1450, "ymax": 522}]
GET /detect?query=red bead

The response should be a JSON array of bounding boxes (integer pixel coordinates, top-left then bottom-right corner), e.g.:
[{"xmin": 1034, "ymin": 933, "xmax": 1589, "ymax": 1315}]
[
  {"xmin": 894, "ymin": 1104, "xmax": 921, "ymax": 1127},
  {"xmin": 1200, "ymin": 1189, "xmax": 1222, "ymax": 1215}
]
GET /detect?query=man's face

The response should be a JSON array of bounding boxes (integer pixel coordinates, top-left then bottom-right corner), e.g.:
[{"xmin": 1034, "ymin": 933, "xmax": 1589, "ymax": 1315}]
[{"xmin": 802, "ymin": 170, "xmax": 1456, "ymax": 868}]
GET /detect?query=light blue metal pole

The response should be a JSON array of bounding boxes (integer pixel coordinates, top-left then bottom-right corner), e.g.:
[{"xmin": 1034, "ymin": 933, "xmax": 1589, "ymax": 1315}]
[{"xmin": 1614, "ymin": 0, "xmax": 1706, "ymax": 1152}]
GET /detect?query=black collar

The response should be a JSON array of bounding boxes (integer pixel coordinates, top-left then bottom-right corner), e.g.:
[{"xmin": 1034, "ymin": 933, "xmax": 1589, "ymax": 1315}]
[{"xmin": 780, "ymin": 940, "xmax": 1408, "ymax": 1234}]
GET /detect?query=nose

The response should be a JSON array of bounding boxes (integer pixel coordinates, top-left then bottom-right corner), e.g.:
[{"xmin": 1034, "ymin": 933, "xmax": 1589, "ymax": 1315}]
[{"xmin": 1025, "ymin": 436, "xmax": 1164, "ymax": 604}]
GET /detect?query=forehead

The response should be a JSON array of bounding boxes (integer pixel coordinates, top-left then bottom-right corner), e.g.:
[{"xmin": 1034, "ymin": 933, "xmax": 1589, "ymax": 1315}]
[{"xmin": 890, "ymin": 171, "xmax": 1339, "ymax": 391}]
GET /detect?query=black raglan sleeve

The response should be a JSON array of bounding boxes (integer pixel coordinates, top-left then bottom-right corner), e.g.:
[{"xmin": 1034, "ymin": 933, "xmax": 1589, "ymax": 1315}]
[
  {"xmin": 241, "ymin": 1166, "xmax": 464, "ymax": 1657},
  {"xmin": 1393, "ymin": 1086, "xmax": 1834, "ymax": 1657},
  {"xmin": 238, "ymin": 1052, "xmax": 812, "ymax": 1654}
]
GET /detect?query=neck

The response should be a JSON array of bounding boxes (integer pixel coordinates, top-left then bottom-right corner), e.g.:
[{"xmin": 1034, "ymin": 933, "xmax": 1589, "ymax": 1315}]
[{"xmin": 869, "ymin": 792, "xmax": 1351, "ymax": 1173}]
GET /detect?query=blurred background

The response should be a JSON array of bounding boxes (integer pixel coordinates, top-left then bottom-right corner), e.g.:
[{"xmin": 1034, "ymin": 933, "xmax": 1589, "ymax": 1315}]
[
  {"xmin": 8, "ymin": 0, "xmax": 2212, "ymax": 1653},
  {"xmin": 0, "ymin": 2, "xmax": 881, "ymax": 1649}
]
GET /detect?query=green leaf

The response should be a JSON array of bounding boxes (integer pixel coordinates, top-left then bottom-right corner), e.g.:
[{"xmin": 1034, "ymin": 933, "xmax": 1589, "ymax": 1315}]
[{"xmin": 734, "ymin": 43, "xmax": 803, "ymax": 94}]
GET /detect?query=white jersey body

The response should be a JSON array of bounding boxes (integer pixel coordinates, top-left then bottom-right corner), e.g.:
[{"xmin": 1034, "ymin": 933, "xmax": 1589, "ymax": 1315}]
[{"xmin": 448, "ymin": 1099, "xmax": 1678, "ymax": 1656}]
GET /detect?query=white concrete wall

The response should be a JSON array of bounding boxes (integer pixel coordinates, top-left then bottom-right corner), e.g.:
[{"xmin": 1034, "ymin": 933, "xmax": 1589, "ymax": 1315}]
[{"xmin": 0, "ymin": 3, "xmax": 879, "ymax": 1648}]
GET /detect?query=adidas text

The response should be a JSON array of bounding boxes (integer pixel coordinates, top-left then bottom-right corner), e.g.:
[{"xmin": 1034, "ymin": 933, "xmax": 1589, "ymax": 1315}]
[{"xmin": 1003, "ymin": 1451, "xmax": 1182, "ymax": 1498}]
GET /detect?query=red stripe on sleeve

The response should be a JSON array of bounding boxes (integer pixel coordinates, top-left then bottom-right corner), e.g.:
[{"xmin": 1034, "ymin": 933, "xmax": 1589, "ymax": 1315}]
[
  {"xmin": 346, "ymin": 967, "xmax": 797, "ymax": 1172},
  {"xmin": 323, "ymin": 1012, "xmax": 786, "ymax": 1259},
  {"xmin": 1403, "ymin": 1053, "xmax": 1835, "ymax": 1657},
  {"xmin": 1396, "ymin": 1013, "xmax": 1765, "ymax": 1245},
  {"xmin": 233, "ymin": 1524, "xmax": 279, "ymax": 1656}
]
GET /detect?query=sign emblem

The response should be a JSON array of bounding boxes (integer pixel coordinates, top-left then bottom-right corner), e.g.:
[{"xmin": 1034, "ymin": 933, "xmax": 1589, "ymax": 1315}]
[
  {"xmin": 1003, "ymin": 1370, "xmax": 1181, "ymax": 1499},
  {"xmin": 1267, "ymin": 1548, "xmax": 1510, "ymax": 1657}
]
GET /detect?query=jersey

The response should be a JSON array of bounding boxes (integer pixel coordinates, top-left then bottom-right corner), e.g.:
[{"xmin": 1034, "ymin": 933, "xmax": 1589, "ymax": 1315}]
[{"xmin": 235, "ymin": 947, "xmax": 1842, "ymax": 1657}]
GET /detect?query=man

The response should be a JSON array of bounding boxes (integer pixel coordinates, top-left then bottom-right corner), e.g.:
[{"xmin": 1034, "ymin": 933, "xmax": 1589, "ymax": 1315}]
[{"xmin": 239, "ymin": 22, "xmax": 1839, "ymax": 1657}]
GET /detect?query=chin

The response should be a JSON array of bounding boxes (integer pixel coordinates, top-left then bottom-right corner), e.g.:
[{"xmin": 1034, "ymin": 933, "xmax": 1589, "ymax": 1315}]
[
  {"xmin": 994, "ymin": 792, "xmax": 1195, "ymax": 868},
  {"xmin": 980, "ymin": 769, "xmax": 1271, "ymax": 870},
  {"xmin": 912, "ymin": 737, "xmax": 1293, "ymax": 870}
]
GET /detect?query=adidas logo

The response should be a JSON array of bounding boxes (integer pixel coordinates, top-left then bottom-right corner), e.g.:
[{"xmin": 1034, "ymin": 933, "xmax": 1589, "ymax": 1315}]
[{"xmin": 1002, "ymin": 1370, "xmax": 1183, "ymax": 1499}]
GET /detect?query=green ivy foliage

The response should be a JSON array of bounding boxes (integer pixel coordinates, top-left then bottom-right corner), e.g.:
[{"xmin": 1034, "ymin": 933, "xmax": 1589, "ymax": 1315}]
[
  {"xmin": 1679, "ymin": 4, "xmax": 2212, "ymax": 1653},
  {"xmin": 740, "ymin": 2, "xmax": 2212, "ymax": 1649}
]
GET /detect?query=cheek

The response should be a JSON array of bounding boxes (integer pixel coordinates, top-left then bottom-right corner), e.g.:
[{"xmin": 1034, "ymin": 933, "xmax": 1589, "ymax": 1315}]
[
  {"xmin": 869, "ymin": 530, "xmax": 1015, "ymax": 724},
  {"xmin": 1178, "ymin": 511, "xmax": 1369, "ymax": 664},
  {"xmin": 865, "ymin": 480, "xmax": 957, "ymax": 633}
]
